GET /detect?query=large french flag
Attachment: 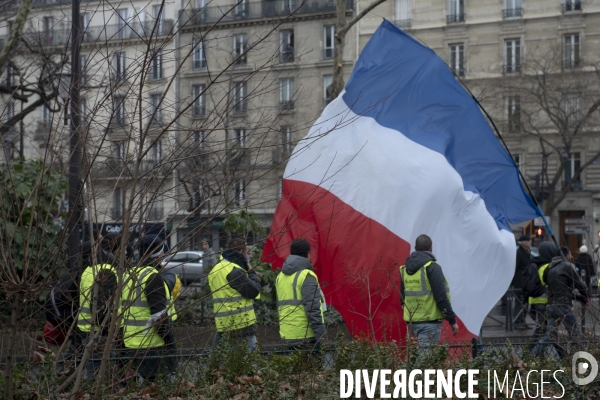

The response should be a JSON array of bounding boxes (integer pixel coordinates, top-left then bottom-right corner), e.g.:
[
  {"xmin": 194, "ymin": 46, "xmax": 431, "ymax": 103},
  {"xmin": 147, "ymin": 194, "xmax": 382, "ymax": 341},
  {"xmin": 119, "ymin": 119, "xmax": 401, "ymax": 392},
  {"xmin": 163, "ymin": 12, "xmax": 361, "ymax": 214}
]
[{"xmin": 262, "ymin": 21, "xmax": 538, "ymax": 342}]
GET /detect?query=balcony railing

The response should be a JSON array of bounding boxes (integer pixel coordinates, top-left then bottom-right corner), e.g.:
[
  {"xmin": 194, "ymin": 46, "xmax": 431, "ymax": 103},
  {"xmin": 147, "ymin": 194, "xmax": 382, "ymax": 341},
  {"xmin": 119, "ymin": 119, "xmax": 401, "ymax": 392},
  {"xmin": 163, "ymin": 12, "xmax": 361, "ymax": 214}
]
[
  {"xmin": 179, "ymin": 0, "xmax": 352, "ymax": 26},
  {"xmin": 92, "ymin": 159, "xmax": 166, "ymax": 179},
  {"xmin": 502, "ymin": 8, "xmax": 522, "ymax": 18},
  {"xmin": 393, "ymin": 19, "xmax": 412, "ymax": 28},
  {"xmin": 279, "ymin": 100, "xmax": 294, "ymax": 112},
  {"xmin": 446, "ymin": 13, "xmax": 465, "ymax": 23},
  {"xmin": 502, "ymin": 64, "xmax": 521, "ymax": 75},
  {"xmin": 562, "ymin": 0, "xmax": 582, "ymax": 12},
  {"xmin": 23, "ymin": 20, "xmax": 175, "ymax": 46},
  {"xmin": 148, "ymin": 207, "xmax": 164, "ymax": 220},
  {"xmin": 563, "ymin": 58, "xmax": 581, "ymax": 70}
]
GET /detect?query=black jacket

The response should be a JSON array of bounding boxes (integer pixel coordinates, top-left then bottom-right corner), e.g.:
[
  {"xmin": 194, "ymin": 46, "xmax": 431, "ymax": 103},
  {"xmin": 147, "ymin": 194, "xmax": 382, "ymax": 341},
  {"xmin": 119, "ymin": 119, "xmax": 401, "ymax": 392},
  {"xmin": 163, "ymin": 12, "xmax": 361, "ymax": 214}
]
[
  {"xmin": 401, "ymin": 251, "xmax": 456, "ymax": 325},
  {"xmin": 513, "ymin": 245, "xmax": 531, "ymax": 288},
  {"xmin": 281, "ymin": 255, "xmax": 326, "ymax": 341},
  {"xmin": 523, "ymin": 241, "xmax": 558, "ymax": 294},
  {"xmin": 544, "ymin": 256, "xmax": 589, "ymax": 305}
]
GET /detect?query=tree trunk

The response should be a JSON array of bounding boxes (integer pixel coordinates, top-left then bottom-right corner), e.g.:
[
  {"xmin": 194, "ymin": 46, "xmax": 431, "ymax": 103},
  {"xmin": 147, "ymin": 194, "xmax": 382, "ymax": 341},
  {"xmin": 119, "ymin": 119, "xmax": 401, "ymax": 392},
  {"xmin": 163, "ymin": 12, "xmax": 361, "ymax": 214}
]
[{"xmin": 3, "ymin": 292, "xmax": 24, "ymax": 400}]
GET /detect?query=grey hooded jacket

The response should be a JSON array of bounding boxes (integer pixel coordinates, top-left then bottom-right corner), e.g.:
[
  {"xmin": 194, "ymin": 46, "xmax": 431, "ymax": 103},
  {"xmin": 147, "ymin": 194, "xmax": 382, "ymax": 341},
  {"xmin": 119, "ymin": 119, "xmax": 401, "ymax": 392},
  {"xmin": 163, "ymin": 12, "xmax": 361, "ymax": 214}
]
[{"xmin": 280, "ymin": 255, "xmax": 326, "ymax": 341}]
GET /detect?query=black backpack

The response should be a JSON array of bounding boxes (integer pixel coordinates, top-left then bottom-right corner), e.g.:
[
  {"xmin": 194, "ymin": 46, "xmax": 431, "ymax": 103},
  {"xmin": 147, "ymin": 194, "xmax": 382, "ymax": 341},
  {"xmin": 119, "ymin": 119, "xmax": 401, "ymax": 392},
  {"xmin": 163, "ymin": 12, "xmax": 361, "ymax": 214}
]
[
  {"xmin": 44, "ymin": 273, "xmax": 78, "ymax": 328},
  {"xmin": 522, "ymin": 262, "xmax": 546, "ymax": 298}
]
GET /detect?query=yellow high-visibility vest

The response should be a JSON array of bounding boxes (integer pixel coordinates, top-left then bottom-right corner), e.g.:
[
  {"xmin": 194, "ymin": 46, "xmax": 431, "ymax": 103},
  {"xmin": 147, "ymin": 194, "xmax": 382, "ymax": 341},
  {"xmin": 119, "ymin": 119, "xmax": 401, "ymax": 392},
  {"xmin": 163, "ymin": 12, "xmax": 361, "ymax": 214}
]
[
  {"xmin": 276, "ymin": 269, "xmax": 324, "ymax": 340},
  {"xmin": 400, "ymin": 261, "xmax": 450, "ymax": 323},
  {"xmin": 78, "ymin": 264, "xmax": 116, "ymax": 332}
]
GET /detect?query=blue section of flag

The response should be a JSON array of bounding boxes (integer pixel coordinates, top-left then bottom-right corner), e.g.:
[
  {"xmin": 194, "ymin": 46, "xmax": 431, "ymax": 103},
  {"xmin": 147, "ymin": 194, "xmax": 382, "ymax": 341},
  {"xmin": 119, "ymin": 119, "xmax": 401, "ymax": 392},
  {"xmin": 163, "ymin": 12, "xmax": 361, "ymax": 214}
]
[{"xmin": 342, "ymin": 20, "xmax": 538, "ymax": 229}]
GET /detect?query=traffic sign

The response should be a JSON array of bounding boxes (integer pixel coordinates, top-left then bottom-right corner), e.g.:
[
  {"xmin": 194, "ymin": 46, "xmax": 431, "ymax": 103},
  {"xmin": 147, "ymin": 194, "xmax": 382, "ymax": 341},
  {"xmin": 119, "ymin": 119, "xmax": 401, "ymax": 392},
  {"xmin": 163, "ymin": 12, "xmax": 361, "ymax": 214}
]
[
  {"xmin": 534, "ymin": 216, "xmax": 551, "ymax": 227},
  {"xmin": 564, "ymin": 218, "xmax": 591, "ymax": 225},
  {"xmin": 564, "ymin": 225, "xmax": 591, "ymax": 234}
]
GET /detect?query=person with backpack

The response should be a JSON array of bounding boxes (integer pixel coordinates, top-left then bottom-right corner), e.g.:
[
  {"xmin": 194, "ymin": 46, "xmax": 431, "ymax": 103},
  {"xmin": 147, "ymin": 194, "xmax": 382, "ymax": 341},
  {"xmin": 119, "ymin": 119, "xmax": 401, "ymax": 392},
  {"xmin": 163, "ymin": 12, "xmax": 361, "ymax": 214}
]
[{"xmin": 522, "ymin": 241, "xmax": 558, "ymax": 355}]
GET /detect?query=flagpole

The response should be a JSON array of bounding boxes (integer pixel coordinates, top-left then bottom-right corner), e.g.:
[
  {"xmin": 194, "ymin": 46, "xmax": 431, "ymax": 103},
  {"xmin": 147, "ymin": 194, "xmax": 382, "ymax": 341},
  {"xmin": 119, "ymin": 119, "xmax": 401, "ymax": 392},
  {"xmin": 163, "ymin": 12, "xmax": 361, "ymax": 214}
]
[{"xmin": 449, "ymin": 72, "xmax": 563, "ymax": 257}]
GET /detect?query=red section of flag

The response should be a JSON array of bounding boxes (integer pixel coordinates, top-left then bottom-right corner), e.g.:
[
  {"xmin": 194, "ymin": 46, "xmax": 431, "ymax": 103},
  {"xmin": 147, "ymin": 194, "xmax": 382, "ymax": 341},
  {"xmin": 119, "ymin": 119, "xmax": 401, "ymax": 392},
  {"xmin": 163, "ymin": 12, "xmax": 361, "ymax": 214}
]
[{"xmin": 262, "ymin": 179, "xmax": 475, "ymax": 344}]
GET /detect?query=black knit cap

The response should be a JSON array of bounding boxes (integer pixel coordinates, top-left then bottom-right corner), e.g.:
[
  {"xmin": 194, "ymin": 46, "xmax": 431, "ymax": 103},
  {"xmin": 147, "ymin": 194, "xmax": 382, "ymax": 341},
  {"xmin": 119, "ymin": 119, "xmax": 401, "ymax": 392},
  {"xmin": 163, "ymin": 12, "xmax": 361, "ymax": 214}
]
[{"xmin": 138, "ymin": 234, "xmax": 164, "ymax": 258}]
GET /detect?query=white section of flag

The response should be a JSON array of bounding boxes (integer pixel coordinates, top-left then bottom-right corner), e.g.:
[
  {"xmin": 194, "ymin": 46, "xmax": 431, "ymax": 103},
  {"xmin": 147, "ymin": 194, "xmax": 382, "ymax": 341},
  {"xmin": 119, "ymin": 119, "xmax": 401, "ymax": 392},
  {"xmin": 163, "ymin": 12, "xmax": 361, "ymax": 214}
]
[{"xmin": 285, "ymin": 94, "xmax": 515, "ymax": 334}]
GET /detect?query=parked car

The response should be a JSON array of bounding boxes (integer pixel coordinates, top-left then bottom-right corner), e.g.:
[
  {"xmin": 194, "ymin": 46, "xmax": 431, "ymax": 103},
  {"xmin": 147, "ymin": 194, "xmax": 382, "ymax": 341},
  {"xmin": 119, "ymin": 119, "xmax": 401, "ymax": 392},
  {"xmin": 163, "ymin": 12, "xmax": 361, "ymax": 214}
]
[{"xmin": 162, "ymin": 251, "xmax": 205, "ymax": 285}]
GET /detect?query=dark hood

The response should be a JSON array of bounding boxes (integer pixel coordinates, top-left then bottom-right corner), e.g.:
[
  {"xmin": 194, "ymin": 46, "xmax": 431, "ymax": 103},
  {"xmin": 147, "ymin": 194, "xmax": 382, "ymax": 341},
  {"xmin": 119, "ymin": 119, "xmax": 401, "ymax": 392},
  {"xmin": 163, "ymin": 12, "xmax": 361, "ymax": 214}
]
[
  {"xmin": 282, "ymin": 255, "xmax": 313, "ymax": 275},
  {"xmin": 531, "ymin": 242, "xmax": 559, "ymax": 266},
  {"xmin": 223, "ymin": 249, "xmax": 248, "ymax": 270},
  {"xmin": 404, "ymin": 251, "xmax": 436, "ymax": 275}
]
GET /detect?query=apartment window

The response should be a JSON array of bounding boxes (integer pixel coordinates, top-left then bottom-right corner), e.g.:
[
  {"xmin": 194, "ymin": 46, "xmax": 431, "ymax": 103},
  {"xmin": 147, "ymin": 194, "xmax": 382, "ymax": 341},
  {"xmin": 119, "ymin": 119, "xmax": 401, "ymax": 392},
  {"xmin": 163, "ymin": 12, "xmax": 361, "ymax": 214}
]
[
  {"xmin": 149, "ymin": 197, "xmax": 164, "ymax": 220},
  {"xmin": 79, "ymin": 55, "xmax": 87, "ymax": 85},
  {"xmin": 5, "ymin": 102, "xmax": 14, "ymax": 121},
  {"xmin": 116, "ymin": 9, "xmax": 129, "ymax": 39},
  {"xmin": 112, "ymin": 141, "xmax": 125, "ymax": 166},
  {"xmin": 394, "ymin": 0, "xmax": 412, "ymax": 28},
  {"xmin": 192, "ymin": 84, "xmax": 206, "ymax": 116},
  {"xmin": 234, "ymin": 34, "xmax": 248, "ymax": 65},
  {"xmin": 324, "ymin": 25, "xmax": 335, "ymax": 59},
  {"xmin": 234, "ymin": 179, "xmax": 246, "ymax": 206},
  {"xmin": 563, "ymin": 34, "xmax": 581, "ymax": 70},
  {"xmin": 150, "ymin": 50, "xmax": 163, "ymax": 80},
  {"xmin": 503, "ymin": 0, "xmax": 522, "ymax": 18},
  {"xmin": 564, "ymin": 152, "xmax": 581, "ymax": 189},
  {"xmin": 280, "ymin": 30, "xmax": 294, "ymax": 62},
  {"xmin": 80, "ymin": 98, "xmax": 87, "ymax": 125},
  {"xmin": 233, "ymin": 128, "xmax": 247, "ymax": 147},
  {"xmin": 562, "ymin": 92, "xmax": 581, "ymax": 129},
  {"xmin": 504, "ymin": 38, "xmax": 521, "ymax": 74},
  {"xmin": 112, "ymin": 187, "xmax": 123, "ymax": 219},
  {"xmin": 233, "ymin": 81, "xmax": 247, "ymax": 113},
  {"xmin": 194, "ymin": 130, "xmax": 205, "ymax": 149},
  {"xmin": 112, "ymin": 52, "xmax": 126, "ymax": 82},
  {"xmin": 513, "ymin": 154, "xmax": 521, "ymax": 168},
  {"xmin": 447, "ymin": 0, "xmax": 465, "ymax": 23},
  {"xmin": 449, "ymin": 43, "xmax": 465, "ymax": 76},
  {"xmin": 150, "ymin": 94, "xmax": 162, "ymax": 124},
  {"xmin": 43, "ymin": 16, "xmax": 53, "ymax": 45},
  {"xmin": 153, "ymin": 5, "xmax": 166, "ymax": 35},
  {"xmin": 279, "ymin": 78, "xmax": 294, "ymax": 111},
  {"xmin": 506, "ymin": 96, "xmax": 521, "ymax": 133},
  {"xmin": 80, "ymin": 13, "xmax": 90, "ymax": 40},
  {"xmin": 280, "ymin": 126, "xmax": 293, "ymax": 155},
  {"xmin": 323, "ymin": 75, "xmax": 332, "ymax": 106},
  {"xmin": 113, "ymin": 96, "xmax": 126, "ymax": 125},
  {"xmin": 235, "ymin": 0, "xmax": 248, "ymax": 18},
  {"xmin": 563, "ymin": 0, "xmax": 582, "ymax": 12},
  {"xmin": 150, "ymin": 139, "xmax": 162, "ymax": 163},
  {"xmin": 6, "ymin": 65, "xmax": 14, "ymax": 87},
  {"xmin": 41, "ymin": 104, "xmax": 51, "ymax": 125},
  {"xmin": 193, "ymin": 40, "xmax": 206, "ymax": 68}
]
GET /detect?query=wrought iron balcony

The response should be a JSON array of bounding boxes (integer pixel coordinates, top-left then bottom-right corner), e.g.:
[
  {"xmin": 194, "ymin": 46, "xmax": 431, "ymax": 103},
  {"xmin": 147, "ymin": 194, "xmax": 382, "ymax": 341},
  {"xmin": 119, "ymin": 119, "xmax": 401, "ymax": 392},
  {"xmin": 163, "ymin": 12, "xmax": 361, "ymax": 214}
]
[
  {"xmin": 563, "ymin": 58, "xmax": 582, "ymax": 70},
  {"xmin": 279, "ymin": 100, "xmax": 294, "ymax": 112},
  {"xmin": 393, "ymin": 19, "xmax": 412, "ymax": 29},
  {"xmin": 502, "ymin": 64, "xmax": 522, "ymax": 75},
  {"xmin": 502, "ymin": 8, "xmax": 522, "ymax": 18},
  {"xmin": 446, "ymin": 13, "xmax": 465, "ymax": 23},
  {"xmin": 23, "ymin": 20, "xmax": 175, "ymax": 47},
  {"xmin": 179, "ymin": 0, "xmax": 352, "ymax": 27}
]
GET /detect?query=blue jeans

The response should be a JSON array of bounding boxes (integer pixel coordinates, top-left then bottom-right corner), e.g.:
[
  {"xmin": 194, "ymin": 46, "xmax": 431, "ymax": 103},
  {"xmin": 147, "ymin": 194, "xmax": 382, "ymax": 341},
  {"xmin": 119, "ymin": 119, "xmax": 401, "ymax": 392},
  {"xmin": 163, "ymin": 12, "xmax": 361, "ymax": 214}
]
[
  {"xmin": 547, "ymin": 304, "xmax": 580, "ymax": 358},
  {"xmin": 529, "ymin": 304, "xmax": 547, "ymax": 355},
  {"xmin": 213, "ymin": 331, "xmax": 257, "ymax": 353},
  {"xmin": 410, "ymin": 322, "xmax": 442, "ymax": 356}
]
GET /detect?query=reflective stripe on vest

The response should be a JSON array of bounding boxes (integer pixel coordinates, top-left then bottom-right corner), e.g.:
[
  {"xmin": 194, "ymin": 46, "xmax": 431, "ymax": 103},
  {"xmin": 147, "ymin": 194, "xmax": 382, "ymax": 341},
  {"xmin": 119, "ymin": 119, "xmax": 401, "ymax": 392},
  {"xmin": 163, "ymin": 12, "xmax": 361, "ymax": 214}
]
[
  {"xmin": 529, "ymin": 263, "xmax": 550, "ymax": 305},
  {"xmin": 400, "ymin": 261, "xmax": 450, "ymax": 323},
  {"xmin": 208, "ymin": 260, "xmax": 256, "ymax": 332},
  {"xmin": 276, "ymin": 269, "xmax": 324, "ymax": 340},
  {"xmin": 78, "ymin": 264, "xmax": 116, "ymax": 332},
  {"xmin": 121, "ymin": 266, "xmax": 178, "ymax": 349}
]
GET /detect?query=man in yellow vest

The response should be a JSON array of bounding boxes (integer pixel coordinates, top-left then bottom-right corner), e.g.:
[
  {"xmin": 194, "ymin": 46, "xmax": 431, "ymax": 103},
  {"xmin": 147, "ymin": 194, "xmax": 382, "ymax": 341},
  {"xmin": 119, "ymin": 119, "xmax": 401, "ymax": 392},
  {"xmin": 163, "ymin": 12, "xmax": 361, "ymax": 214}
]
[
  {"xmin": 400, "ymin": 234, "xmax": 458, "ymax": 352},
  {"xmin": 525, "ymin": 241, "xmax": 558, "ymax": 355},
  {"xmin": 121, "ymin": 234, "xmax": 177, "ymax": 383},
  {"xmin": 208, "ymin": 237, "xmax": 261, "ymax": 351},
  {"xmin": 77, "ymin": 238, "xmax": 117, "ymax": 379},
  {"xmin": 275, "ymin": 238, "xmax": 326, "ymax": 351}
]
